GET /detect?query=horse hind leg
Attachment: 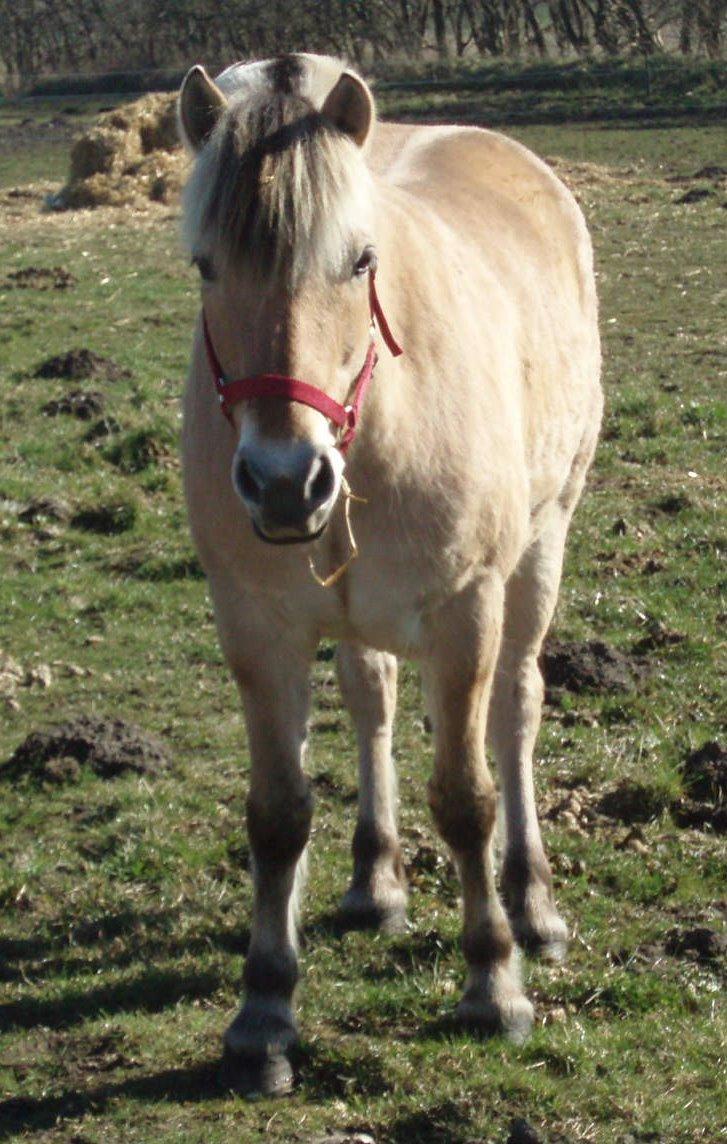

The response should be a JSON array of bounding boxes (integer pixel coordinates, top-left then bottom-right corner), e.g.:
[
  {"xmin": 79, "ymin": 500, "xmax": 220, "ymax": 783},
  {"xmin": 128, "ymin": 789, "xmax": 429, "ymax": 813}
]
[
  {"xmin": 335, "ymin": 642, "xmax": 407, "ymax": 934},
  {"xmin": 488, "ymin": 504, "xmax": 579, "ymax": 962}
]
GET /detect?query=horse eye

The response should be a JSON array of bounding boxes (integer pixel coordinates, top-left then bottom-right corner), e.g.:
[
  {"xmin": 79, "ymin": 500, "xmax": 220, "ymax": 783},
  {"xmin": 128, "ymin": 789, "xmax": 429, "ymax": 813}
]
[
  {"xmin": 192, "ymin": 255, "xmax": 215, "ymax": 282},
  {"xmin": 353, "ymin": 246, "xmax": 377, "ymax": 278}
]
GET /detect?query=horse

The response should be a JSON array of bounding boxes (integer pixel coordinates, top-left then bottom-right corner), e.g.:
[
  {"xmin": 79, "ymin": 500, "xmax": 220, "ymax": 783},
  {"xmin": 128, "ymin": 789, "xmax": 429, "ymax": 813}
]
[{"xmin": 177, "ymin": 52, "xmax": 602, "ymax": 1096}]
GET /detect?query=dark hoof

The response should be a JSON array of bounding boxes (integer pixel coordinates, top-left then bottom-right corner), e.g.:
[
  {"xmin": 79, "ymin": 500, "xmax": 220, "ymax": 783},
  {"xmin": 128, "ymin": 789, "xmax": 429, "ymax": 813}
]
[
  {"xmin": 336, "ymin": 899, "xmax": 408, "ymax": 936},
  {"xmin": 219, "ymin": 1046, "xmax": 294, "ymax": 1098},
  {"xmin": 455, "ymin": 995, "xmax": 534, "ymax": 1045}
]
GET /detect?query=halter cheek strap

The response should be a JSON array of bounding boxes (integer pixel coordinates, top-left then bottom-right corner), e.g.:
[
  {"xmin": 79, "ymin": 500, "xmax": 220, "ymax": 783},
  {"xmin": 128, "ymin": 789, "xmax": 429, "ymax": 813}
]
[{"xmin": 202, "ymin": 270, "xmax": 403, "ymax": 455}]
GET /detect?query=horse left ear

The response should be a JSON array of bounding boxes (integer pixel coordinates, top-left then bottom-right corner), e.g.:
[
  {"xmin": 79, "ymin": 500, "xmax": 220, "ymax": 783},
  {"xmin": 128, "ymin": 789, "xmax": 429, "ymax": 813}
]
[{"xmin": 321, "ymin": 71, "xmax": 375, "ymax": 149}]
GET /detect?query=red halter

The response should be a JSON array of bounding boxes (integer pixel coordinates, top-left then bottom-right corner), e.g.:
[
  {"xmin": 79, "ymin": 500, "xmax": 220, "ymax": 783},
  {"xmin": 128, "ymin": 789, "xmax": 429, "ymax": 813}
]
[{"xmin": 202, "ymin": 271, "xmax": 403, "ymax": 454}]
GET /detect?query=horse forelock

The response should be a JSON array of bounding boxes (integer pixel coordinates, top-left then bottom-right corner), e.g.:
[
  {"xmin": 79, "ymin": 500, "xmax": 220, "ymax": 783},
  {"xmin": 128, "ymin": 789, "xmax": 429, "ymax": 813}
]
[{"xmin": 182, "ymin": 75, "xmax": 372, "ymax": 284}]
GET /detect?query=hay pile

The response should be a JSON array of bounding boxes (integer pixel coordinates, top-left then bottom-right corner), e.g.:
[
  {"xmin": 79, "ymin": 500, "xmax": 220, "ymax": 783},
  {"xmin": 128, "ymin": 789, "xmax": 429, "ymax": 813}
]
[{"xmin": 54, "ymin": 93, "xmax": 188, "ymax": 210}]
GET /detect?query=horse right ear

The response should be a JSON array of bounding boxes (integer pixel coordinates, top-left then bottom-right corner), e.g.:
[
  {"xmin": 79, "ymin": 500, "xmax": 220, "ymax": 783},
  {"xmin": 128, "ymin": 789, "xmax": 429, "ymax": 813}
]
[
  {"xmin": 178, "ymin": 65, "xmax": 228, "ymax": 152},
  {"xmin": 321, "ymin": 71, "xmax": 375, "ymax": 150}
]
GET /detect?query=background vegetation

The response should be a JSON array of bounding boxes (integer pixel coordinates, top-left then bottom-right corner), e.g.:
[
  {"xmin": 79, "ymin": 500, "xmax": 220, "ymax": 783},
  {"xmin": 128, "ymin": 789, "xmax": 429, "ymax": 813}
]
[
  {"xmin": 0, "ymin": 56, "xmax": 725, "ymax": 1144},
  {"xmin": 0, "ymin": 0, "xmax": 725, "ymax": 93}
]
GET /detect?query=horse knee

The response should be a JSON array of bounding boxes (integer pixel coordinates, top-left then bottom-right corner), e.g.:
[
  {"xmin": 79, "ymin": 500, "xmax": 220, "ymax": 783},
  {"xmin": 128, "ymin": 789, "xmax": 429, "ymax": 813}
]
[
  {"xmin": 427, "ymin": 778, "xmax": 497, "ymax": 853},
  {"xmin": 246, "ymin": 785, "xmax": 313, "ymax": 867},
  {"xmin": 337, "ymin": 646, "xmax": 397, "ymax": 728}
]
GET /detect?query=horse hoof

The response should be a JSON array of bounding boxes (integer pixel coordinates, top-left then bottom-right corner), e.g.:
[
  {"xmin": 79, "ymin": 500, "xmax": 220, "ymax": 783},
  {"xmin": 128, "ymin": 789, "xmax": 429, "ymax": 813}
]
[
  {"xmin": 336, "ymin": 896, "xmax": 408, "ymax": 936},
  {"xmin": 219, "ymin": 1046, "xmax": 294, "ymax": 1098},
  {"xmin": 455, "ymin": 993, "xmax": 535, "ymax": 1045}
]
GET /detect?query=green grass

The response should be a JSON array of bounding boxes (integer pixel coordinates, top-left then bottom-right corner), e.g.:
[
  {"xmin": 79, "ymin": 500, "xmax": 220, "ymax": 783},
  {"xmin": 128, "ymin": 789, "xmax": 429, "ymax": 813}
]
[{"xmin": 0, "ymin": 95, "xmax": 725, "ymax": 1144}]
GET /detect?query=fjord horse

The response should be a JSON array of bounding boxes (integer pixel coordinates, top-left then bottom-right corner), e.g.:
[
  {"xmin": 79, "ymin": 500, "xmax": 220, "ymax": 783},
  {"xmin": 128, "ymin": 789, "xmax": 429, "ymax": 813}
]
[{"xmin": 178, "ymin": 52, "xmax": 602, "ymax": 1095}]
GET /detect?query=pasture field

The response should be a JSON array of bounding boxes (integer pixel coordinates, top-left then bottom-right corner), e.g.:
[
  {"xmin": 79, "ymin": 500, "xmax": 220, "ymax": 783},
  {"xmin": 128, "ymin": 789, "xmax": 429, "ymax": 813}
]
[{"xmin": 0, "ymin": 94, "xmax": 725, "ymax": 1143}]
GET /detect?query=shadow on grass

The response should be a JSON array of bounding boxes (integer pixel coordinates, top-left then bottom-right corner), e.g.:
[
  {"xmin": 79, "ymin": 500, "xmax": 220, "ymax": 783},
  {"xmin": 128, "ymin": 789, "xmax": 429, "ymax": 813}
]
[
  {"xmin": 0, "ymin": 967, "xmax": 224, "ymax": 1032},
  {"xmin": 0, "ymin": 908, "xmax": 250, "ymax": 986},
  {"xmin": 0, "ymin": 1061, "xmax": 219, "ymax": 1140},
  {"xmin": 387, "ymin": 1099, "xmax": 473, "ymax": 1144},
  {"xmin": 0, "ymin": 1042, "xmax": 395, "ymax": 1137}
]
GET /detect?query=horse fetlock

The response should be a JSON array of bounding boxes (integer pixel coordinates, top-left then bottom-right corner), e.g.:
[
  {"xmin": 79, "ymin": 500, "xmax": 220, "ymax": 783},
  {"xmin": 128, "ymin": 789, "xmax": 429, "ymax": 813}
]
[
  {"xmin": 246, "ymin": 786, "xmax": 313, "ymax": 866},
  {"xmin": 502, "ymin": 851, "xmax": 568, "ymax": 961},
  {"xmin": 243, "ymin": 946, "xmax": 299, "ymax": 1000},
  {"xmin": 510, "ymin": 899, "xmax": 569, "ymax": 962},
  {"xmin": 338, "ymin": 820, "xmax": 408, "ymax": 932},
  {"xmin": 456, "ymin": 954, "xmax": 534, "ymax": 1043},
  {"xmin": 351, "ymin": 820, "xmax": 405, "ymax": 884}
]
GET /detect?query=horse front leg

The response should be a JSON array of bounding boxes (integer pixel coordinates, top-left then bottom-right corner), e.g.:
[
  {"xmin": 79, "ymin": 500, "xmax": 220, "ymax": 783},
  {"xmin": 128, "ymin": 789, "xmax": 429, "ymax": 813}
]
[
  {"xmin": 219, "ymin": 623, "xmax": 313, "ymax": 1098},
  {"xmin": 336, "ymin": 642, "xmax": 407, "ymax": 933},
  {"xmin": 426, "ymin": 573, "xmax": 534, "ymax": 1041}
]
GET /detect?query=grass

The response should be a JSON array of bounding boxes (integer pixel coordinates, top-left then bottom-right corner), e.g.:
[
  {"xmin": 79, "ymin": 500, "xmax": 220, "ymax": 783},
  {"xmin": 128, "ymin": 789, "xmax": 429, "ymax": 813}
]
[{"xmin": 0, "ymin": 88, "xmax": 725, "ymax": 1144}]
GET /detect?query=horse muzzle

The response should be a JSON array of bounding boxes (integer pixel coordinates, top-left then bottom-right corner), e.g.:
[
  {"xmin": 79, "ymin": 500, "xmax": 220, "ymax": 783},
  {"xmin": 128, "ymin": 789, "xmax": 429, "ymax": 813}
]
[{"xmin": 233, "ymin": 440, "xmax": 344, "ymax": 544}]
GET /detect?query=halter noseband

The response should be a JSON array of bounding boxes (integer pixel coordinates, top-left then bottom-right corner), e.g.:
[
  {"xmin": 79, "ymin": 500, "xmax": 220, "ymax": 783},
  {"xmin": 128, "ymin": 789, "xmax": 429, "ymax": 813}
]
[{"xmin": 202, "ymin": 270, "xmax": 403, "ymax": 454}]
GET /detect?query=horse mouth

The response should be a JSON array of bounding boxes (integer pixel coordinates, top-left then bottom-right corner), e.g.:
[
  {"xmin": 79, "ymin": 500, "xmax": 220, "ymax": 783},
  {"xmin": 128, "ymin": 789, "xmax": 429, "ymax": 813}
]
[{"xmin": 252, "ymin": 520, "xmax": 329, "ymax": 546}]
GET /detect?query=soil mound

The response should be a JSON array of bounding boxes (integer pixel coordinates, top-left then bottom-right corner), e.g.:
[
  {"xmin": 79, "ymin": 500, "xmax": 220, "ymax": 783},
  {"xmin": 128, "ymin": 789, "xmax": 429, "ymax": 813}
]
[
  {"xmin": 540, "ymin": 638, "xmax": 645, "ymax": 694},
  {"xmin": 3, "ymin": 716, "xmax": 170, "ymax": 784},
  {"xmin": 681, "ymin": 740, "xmax": 725, "ymax": 803},
  {"xmin": 42, "ymin": 390, "xmax": 105, "ymax": 419},
  {"xmin": 34, "ymin": 348, "xmax": 131, "ymax": 382},
  {"xmin": 53, "ymin": 93, "xmax": 187, "ymax": 210},
  {"xmin": 3, "ymin": 266, "xmax": 77, "ymax": 290}
]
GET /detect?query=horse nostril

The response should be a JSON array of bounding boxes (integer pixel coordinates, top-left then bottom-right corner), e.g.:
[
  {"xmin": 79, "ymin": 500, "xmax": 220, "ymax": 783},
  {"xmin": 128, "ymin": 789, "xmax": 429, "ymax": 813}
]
[
  {"xmin": 307, "ymin": 454, "xmax": 336, "ymax": 510},
  {"xmin": 235, "ymin": 456, "xmax": 263, "ymax": 505}
]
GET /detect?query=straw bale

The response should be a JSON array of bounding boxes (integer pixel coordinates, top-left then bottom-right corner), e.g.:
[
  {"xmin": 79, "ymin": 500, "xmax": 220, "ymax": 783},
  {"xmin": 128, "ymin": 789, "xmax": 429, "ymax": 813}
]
[
  {"xmin": 69, "ymin": 126, "xmax": 140, "ymax": 180},
  {"xmin": 138, "ymin": 95, "xmax": 179, "ymax": 153},
  {"xmin": 58, "ymin": 92, "xmax": 185, "ymax": 210}
]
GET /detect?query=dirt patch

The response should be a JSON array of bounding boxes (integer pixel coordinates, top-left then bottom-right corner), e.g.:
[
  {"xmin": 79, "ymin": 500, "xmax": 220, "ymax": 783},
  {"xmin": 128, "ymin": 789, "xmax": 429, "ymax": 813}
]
[
  {"xmin": 596, "ymin": 782, "xmax": 669, "ymax": 824},
  {"xmin": 3, "ymin": 265, "xmax": 77, "ymax": 290},
  {"xmin": 664, "ymin": 926, "xmax": 727, "ymax": 963},
  {"xmin": 631, "ymin": 622, "xmax": 686, "ymax": 656},
  {"xmin": 681, "ymin": 741, "xmax": 725, "ymax": 803},
  {"xmin": 650, "ymin": 491, "xmax": 692, "ymax": 515},
  {"xmin": 675, "ymin": 187, "xmax": 713, "ymax": 204},
  {"xmin": 42, "ymin": 389, "xmax": 105, "ymax": 420},
  {"xmin": 17, "ymin": 496, "xmax": 72, "ymax": 524},
  {"xmin": 2, "ymin": 716, "xmax": 170, "ymax": 784},
  {"xmin": 34, "ymin": 348, "xmax": 131, "ymax": 382},
  {"xmin": 540, "ymin": 638, "xmax": 646, "ymax": 695},
  {"xmin": 71, "ymin": 501, "xmax": 136, "ymax": 534},
  {"xmin": 84, "ymin": 416, "xmax": 122, "ymax": 442},
  {"xmin": 507, "ymin": 1121, "xmax": 543, "ymax": 1144},
  {"xmin": 671, "ymin": 796, "xmax": 727, "ymax": 833},
  {"xmin": 595, "ymin": 765, "xmax": 726, "ymax": 834}
]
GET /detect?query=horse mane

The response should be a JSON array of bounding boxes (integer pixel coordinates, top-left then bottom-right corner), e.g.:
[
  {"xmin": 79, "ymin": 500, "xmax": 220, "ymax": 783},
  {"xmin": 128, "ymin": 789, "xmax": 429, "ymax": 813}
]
[{"xmin": 183, "ymin": 61, "xmax": 371, "ymax": 282}]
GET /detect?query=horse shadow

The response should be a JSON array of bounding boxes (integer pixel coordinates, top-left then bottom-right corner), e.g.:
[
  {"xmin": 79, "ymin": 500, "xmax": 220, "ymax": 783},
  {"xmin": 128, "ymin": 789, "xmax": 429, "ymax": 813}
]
[{"xmin": 0, "ymin": 1063, "xmax": 218, "ymax": 1140}]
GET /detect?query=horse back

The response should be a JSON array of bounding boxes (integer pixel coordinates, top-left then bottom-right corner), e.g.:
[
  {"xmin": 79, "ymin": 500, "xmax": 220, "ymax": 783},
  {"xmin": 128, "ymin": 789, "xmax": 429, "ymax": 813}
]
[{"xmin": 371, "ymin": 121, "xmax": 598, "ymax": 327}]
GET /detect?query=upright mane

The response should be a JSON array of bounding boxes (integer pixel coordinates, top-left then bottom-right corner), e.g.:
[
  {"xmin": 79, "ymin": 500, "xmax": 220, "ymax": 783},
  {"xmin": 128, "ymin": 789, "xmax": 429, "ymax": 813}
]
[{"xmin": 182, "ymin": 56, "xmax": 372, "ymax": 283}]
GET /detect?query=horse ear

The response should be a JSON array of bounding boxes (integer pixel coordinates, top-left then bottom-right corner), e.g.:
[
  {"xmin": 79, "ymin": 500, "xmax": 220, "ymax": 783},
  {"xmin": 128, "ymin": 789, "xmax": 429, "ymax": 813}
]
[
  {"xmin": 320, "ymin": 71, "xmax": 375, "ymax": 149},
  {"xmin": 178, "ymin": 65, "xmax": 228, "ymax": 152}
]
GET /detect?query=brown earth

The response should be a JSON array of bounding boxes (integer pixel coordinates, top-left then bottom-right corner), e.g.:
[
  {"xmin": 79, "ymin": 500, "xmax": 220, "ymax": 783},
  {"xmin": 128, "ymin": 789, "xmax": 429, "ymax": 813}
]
[
  {"xmin": 2, "ymin": 716, "xmax": 170, "ymax": 784},
  {"xmin": 33, "ymin": 348, "xmax": 131, "ymax": 382},
  {"xmin": 42, "ymin": 389, "xmax": 105, "ymax": 419},
  {"xmin": 3, "ymin": 265, "xmax": 77, "ymax": 290},
  {"xmin": 540, "ymin": 638, "xmax": 647, "ymax": 695}
]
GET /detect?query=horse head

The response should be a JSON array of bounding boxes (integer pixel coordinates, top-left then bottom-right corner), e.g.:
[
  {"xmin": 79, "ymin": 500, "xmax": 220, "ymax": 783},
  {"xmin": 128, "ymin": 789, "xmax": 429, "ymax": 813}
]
[{"xmin": 179, "ymin": 57, "xmax": 385, "ymax": 545}]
